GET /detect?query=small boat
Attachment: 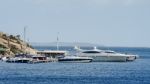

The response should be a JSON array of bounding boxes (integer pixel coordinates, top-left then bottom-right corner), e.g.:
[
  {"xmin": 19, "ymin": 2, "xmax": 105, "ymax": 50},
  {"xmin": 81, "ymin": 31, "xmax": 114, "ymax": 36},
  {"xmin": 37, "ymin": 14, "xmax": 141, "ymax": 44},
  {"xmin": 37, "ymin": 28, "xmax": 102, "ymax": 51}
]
[
  {"xmin": 1, "ymin": 56, "xmax": 11, "ymax": 62},
  {"xmin": 6, "ymin": 54, "xmax": 51, "ymax": 63},
  {"xmin": 58, "ymin": 56, "xmax": 93, "ymax": 63},
  {"xmin": 6, "ymin": 57, "xmax": 31, "ymax": 63},
  {"xmin": 126, "ymin": 55, "xmax": 138, "ymax": 61}
]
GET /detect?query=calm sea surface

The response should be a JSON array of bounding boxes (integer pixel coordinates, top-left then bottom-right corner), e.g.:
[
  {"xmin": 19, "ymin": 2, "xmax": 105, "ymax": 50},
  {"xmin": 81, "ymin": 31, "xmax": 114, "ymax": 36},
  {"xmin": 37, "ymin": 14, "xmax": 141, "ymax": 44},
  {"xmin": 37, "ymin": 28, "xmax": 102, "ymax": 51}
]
[{"xmin": 0, "ymin": 46, "xmax": 150, "ymax": 84}]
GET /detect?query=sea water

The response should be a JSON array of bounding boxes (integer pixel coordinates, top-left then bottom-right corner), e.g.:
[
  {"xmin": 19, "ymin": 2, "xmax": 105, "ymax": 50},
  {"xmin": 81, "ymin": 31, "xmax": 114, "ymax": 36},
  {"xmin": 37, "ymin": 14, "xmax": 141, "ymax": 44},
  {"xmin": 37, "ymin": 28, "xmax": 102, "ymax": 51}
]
[{"xmin": 0, "ymin": 47, "xmax": 150, "ymax": 84}]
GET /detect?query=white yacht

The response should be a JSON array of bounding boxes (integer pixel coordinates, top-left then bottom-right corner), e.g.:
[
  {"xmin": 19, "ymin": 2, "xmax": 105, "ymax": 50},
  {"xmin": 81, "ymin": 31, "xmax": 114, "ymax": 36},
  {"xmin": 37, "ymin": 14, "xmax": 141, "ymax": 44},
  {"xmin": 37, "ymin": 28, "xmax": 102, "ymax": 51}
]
[
  {"xmin": 58, "ymin": 56, "xmax": 93, "ymax": 63},
  {"xmin": 76, "ymin": 47, "xmax": 138, "ymax": 62}
]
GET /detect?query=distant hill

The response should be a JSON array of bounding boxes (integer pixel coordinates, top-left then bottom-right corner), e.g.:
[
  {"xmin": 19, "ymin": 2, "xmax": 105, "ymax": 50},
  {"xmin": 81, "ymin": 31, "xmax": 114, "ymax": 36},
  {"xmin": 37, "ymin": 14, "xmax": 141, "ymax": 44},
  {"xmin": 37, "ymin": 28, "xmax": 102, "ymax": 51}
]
[{"xmin": 30, "ymin": 42, "xmax": 103, "ymax": 47}]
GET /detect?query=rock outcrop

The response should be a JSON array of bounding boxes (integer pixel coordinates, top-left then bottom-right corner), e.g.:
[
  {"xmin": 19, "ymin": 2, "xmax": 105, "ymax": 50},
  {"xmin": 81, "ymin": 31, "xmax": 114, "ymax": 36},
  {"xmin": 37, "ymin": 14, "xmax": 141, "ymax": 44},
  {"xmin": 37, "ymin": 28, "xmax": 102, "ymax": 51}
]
[{"xmin": 0, "ymin": 32, "xmax": 37, "ymax": 56}]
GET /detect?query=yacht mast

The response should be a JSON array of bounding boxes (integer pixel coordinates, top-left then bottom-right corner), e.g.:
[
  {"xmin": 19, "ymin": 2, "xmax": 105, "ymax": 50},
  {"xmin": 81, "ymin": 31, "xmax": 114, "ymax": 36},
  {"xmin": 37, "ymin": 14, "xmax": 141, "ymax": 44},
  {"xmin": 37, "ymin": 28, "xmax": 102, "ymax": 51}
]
[
  {"xmin": 56, "ymin": 32, "xmax": 59, "ymax": 51},
  {"xmin": 24, "ymin": 26, "xmax": 27, "ymax": 53}
]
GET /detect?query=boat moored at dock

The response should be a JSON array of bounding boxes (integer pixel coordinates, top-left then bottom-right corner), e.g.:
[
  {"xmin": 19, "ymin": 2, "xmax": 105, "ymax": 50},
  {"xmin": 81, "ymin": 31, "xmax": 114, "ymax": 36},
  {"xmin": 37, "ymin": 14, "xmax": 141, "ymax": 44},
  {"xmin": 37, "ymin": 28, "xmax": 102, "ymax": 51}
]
[
  {"xmin": 5, "ymin": 54, "xmax": 51, "ymax": 63},
  {"xmin": 6, "ymin": 57, "xmax": 31, "ymax": 63},
  {"xmin": 58, "ymin": 56, "xmax": 93, "ymax": 63},
  {"xmin": 76, "ymin": 47, "xmax": 138, "ymax": 62}
]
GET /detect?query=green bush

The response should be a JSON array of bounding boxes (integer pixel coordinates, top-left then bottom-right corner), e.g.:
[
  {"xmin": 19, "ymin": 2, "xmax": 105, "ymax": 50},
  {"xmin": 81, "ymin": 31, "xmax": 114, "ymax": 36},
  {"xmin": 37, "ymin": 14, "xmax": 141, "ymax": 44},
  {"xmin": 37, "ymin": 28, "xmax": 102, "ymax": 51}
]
[
  {"xmin": 10, "ymin": 45, "xmax": 22, "ymax": 54},
  {"xmin": 2, "ymin": 34, "xmax": 8, "ymax": 40},
  {"xmin": 0, "ymin": 44, "xmax": 6, "ymax": 48}
]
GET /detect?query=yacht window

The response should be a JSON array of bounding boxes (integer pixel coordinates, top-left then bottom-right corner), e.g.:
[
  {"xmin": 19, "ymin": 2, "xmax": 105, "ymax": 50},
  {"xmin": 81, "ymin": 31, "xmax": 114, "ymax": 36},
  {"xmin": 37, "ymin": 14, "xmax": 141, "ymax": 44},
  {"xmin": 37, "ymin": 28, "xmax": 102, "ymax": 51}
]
[
  {"xmin": 105, "ymin": 51, "xmax": 115, "ymax": 53},
  {"xmin": 82, "ymin": 51, "xmax": 100, "ymax": 53}
]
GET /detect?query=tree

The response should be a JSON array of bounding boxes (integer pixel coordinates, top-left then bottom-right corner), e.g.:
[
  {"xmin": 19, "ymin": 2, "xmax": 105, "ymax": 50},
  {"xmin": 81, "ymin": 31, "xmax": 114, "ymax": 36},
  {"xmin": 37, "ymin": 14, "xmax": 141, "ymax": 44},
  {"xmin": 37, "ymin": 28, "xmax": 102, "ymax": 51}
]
[{"xmin": 16, "ymin": 35, "xmax": 21, "ymax": 40}]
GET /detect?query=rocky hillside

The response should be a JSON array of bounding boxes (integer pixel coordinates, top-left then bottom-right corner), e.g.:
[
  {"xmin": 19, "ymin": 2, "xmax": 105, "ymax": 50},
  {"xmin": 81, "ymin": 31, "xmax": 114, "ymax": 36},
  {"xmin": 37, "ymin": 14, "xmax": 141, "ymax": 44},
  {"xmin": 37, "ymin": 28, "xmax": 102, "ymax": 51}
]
[{"xmin": 0, "ymin": 32, "xmax": 37, "ymax": 56}]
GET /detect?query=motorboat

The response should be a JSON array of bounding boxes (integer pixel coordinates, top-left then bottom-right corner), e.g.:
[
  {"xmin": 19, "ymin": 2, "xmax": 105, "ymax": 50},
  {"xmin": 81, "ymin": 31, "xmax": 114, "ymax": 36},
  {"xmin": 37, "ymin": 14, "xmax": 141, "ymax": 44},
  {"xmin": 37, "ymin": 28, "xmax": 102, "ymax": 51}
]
[
  {"xmin": 58, "ymin": 56, "xmax": 93, "ymax": 63},
  {"xmin": 1, "ymin": 56, "xmax": 9, "ymax": 61},
  {"xmin": 6, "ymin": 54, "xmax": 51, "ymax": 63},
  {"xmin": 75, "ymin": 47, "xmax": 138, "ymax": 62},
  {"xmin": 6, "ymin": 57, "xmax": 32, "ymax": 63},
  {"xmin": 126, "ymin": 55, "xmax": 138, "ymax": 61}
]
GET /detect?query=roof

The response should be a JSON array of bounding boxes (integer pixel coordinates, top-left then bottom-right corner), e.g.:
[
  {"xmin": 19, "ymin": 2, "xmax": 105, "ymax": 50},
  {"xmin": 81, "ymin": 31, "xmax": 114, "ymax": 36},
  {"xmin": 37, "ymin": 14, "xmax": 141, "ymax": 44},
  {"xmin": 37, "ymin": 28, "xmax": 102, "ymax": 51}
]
[{"xmin": 37, "ymin": 50, "xmax": 67, "ymax": 54}]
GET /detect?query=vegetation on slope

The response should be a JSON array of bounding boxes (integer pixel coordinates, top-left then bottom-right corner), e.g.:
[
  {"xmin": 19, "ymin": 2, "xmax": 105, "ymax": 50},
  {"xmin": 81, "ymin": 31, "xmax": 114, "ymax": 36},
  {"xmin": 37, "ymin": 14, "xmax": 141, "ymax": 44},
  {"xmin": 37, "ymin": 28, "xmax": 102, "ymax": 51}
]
[{"xmin": 0, "ymin": 32, "xmax": 36, "ymax": 56}]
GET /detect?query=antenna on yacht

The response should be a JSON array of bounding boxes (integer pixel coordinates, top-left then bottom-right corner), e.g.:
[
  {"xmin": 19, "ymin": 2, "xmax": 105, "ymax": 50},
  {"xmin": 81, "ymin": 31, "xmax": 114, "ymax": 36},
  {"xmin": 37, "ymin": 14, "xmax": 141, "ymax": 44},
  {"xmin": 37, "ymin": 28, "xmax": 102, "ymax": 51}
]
[
  {"xmin": 56, "ymin": 32, "xmax": 59, "ymax": 51},
  {"xmin": 94, "ymin": 46, "xmax": 97, "ymax": 50},
  {"xmin": 74, "ymin": 46, "xmax": 80, "ymax": 50}
]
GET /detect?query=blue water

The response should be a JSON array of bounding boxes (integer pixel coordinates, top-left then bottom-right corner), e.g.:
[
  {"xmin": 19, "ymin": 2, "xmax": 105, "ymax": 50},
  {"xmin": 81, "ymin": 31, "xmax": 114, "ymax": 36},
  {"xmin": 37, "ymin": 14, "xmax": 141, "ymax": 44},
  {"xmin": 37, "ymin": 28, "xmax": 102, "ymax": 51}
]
[{"xmin": 0, "ymin": 46, "xmax": 150, "ymax": 84}]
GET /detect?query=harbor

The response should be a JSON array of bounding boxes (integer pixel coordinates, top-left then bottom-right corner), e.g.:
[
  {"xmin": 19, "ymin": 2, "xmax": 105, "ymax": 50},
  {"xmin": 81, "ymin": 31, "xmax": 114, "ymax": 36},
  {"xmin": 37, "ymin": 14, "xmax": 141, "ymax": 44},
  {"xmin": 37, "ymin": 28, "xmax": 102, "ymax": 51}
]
[
  {"xmin": 0, "ymin": 47, "xmax": 149, "ymax": 84},
  {"xmin": 0, "ymin": 31, "xmax": 139, "ymax": 63},
  {"xmin": 1, "ymin": 0, "xmax": 150, "ymax": 83},
  {"xmin": 1, "ymin": 46, "xmax": 139, "ymax": 63}
]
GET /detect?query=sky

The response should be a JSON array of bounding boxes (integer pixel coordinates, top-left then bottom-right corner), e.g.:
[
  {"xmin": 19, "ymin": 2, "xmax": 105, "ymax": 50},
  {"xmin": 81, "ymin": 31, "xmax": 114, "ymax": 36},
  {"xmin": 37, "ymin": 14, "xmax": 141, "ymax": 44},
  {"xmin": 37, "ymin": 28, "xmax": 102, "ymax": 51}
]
[{"xmin": 0, "ymin": 0, "xmax": 150, "ymax": 47}]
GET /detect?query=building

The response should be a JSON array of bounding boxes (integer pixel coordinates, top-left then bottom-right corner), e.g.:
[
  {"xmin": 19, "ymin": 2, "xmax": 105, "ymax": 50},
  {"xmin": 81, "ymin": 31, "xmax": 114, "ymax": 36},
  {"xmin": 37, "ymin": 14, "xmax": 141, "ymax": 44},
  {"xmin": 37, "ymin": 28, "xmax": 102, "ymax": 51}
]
[{"xmin": 37, "ymin": 50, "xmax": 67, "ymax": 58}]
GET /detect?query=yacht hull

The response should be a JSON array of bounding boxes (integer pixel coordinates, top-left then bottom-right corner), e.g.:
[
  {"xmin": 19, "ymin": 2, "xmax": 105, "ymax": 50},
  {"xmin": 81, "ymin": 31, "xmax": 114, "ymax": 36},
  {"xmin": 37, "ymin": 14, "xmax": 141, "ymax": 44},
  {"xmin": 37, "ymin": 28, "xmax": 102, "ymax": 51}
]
[
  {"xmin": 58, "ymin": 60, "xmax": 92, "ymax": 63},
  {"xmin": 90, "ymin": 56, "xmax": 127, "ymax": 62},
  {"xmin": 79, "ymin": 54, "xmax": 128, "ymax": 62},
  {"xmin": 76, "ymin": 47, "xmax": 138, "ymax": 62},
  {"xmin": 58, "ymin": 57, "xmax": 92, "ymax": 63}
]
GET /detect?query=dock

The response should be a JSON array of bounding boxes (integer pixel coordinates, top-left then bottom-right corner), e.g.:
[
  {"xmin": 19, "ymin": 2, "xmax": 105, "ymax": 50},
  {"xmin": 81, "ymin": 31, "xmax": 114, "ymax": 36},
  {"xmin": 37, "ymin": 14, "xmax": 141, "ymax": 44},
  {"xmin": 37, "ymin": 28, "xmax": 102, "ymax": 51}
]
[{"xmin": 37, "ymin": 50, "xmax": 67, "ymax": 61}]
